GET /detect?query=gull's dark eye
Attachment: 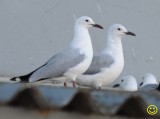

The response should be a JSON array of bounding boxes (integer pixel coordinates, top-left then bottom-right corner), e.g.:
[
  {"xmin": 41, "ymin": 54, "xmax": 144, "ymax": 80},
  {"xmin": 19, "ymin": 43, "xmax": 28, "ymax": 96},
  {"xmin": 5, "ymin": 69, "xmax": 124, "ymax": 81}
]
[
  {"xmin": 86, "ymin": 19, "xmax": 89, "ymax": 22},
  {"xmin": 118, "ymin": 28, "xmax": 121, "ymax": 31},
  {"xmin": 121, "ymin": 79, "xmax": 124, "ymax": 82}
]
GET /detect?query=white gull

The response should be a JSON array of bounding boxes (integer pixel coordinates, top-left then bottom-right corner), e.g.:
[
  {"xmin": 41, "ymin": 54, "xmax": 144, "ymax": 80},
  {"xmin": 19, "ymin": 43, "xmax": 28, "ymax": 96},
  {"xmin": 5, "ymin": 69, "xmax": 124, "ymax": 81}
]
[
  {"xmin": 76, "ymin": 24, "xmax": 135, "ymax": 89},
  {"xmin": 10, "ymin": 16, "xmax": 103, "ymax": 87}
]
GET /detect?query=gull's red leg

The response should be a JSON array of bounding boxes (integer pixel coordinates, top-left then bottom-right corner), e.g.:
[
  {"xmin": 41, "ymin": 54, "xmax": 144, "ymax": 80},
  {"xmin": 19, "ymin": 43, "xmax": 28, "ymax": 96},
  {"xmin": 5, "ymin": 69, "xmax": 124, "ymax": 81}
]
[
  {"xmin": 72, "ymin": 81, "xmax": 76, "ymax": 87},
  {"xmin": 64, "ymin": 82, "xmax": 67, "ymax": 87}
]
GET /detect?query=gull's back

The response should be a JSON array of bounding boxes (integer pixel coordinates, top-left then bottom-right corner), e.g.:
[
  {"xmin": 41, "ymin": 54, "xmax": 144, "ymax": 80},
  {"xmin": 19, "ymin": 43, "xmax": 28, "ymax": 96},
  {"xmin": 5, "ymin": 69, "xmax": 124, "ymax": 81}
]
[{"xmin": 84, "ymin": 53, "xmax": 114, "ymax": 75}]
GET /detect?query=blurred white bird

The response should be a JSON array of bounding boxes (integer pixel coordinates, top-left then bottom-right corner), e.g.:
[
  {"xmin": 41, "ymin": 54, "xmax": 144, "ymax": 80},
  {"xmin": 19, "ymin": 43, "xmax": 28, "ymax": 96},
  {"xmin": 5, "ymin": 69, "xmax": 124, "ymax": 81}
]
[
  {"xmin": 139, "ymin": 73, "xmax": 160, "ymax": 92},
  {"xmin": 113, "ymin": 75, "xmax": 138, "ymax": 91}
]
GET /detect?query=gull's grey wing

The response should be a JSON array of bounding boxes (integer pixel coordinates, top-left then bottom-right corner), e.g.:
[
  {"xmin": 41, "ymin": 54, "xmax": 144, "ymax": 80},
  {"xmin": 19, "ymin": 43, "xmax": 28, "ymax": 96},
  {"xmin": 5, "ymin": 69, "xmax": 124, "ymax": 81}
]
[
  {"xmin": 84, "ymin": 54, "xmax": 114, "ymax": 75},
  {"xmin": 140, "ymin": 84, "xmax": 158, "ymax": 92},
  {"xmin": 30, "ymin": 48, "xmax": 85, "ymax": 81}
]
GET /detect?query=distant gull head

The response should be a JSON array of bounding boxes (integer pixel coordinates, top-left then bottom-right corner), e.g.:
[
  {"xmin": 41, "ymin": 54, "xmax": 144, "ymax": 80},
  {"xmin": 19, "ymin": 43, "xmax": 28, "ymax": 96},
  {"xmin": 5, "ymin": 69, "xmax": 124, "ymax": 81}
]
[
  {"xmin": 113, "ymin": 75, "xmax": 138, "ymax": 91},
  {"xmin": 140, "ymin": 73, "xmax": 158, "ymax": 87},
  {"xmin": 75, "ymin": 16, "xmax": 103, "ymax": 29}
]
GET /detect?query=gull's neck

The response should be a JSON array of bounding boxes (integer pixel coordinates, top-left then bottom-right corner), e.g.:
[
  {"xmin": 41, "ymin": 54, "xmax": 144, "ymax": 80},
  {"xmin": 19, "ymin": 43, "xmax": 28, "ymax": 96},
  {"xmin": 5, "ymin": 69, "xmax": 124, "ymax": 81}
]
[
  {"xmin": 102, "ymin": 33, "xmax": 123, "ymax": 56},
  {"xmin": 70, "ymin": 25, "xmax": 92, "ymax": 49}
]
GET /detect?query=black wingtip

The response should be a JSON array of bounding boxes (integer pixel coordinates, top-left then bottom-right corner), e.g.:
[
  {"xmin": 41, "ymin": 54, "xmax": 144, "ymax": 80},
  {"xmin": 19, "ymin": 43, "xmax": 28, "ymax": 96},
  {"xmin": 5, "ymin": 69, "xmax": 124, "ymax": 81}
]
[
  {"xmin": 10, "ymin": 74, "xmax": 31, "ymax": 83},
  {"xmin": 10, "ymin": 77, "xmax": 17, "ymax": 81},
  {"xmin": 9, "ymin": 62, "xmax": 47, "ymax": 83}
]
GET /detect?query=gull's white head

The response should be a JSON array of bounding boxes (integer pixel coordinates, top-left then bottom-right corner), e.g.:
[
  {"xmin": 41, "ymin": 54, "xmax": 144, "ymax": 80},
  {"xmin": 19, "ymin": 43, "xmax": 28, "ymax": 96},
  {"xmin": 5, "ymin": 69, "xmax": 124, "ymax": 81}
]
[
  {"xmin": 109, "ymin": 24, "xmax": 136, "ymax": 38},
  {"xmin": 140, "ymin": 73, "xmax": 158, "ymax": 87},
  {"xmin": 75, "ymin": 16, "xmax": 103, "ymax": 29},
  {"xmin": 113, "ymin": 75, "xmax": 138, "ymax": 91}
]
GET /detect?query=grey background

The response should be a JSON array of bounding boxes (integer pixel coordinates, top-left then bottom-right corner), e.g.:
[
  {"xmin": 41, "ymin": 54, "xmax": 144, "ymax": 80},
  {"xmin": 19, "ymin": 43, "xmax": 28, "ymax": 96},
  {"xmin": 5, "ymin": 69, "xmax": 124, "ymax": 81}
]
[{"xmin": 0, "ymin": 0, "xmax": 159, "ymax": 83}]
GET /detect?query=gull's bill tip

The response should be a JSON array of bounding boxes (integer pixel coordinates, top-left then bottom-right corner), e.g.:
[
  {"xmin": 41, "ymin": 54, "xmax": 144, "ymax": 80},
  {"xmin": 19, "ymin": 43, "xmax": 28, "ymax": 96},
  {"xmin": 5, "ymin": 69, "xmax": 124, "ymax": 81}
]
[
  {"xmin": 92, "ymin": 24, "xmax": 103, "ymax": 29},
  {"xmin": 125, "ymin": 31, "xmax": 136, "ymax": 36},
  {"xmin": 139, "ymin": 82, "xmax": 143, "ymax": 86}
]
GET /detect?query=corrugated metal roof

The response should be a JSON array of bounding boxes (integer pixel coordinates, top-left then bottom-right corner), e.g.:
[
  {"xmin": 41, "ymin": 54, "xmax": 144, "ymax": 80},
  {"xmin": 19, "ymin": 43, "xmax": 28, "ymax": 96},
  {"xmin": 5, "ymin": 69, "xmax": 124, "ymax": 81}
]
[{"xmin": 0, "ymin": 83, "xmax": 159, "ymax": 118}]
